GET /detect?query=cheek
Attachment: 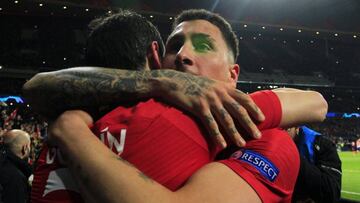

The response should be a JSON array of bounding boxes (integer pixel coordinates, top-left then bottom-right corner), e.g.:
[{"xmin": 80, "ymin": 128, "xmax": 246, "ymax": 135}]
[
  {"xmin": 198, "ymin": 56, "xmax": 229, "ymax": 80},
  {"xmin": 162, "ymin": 55, "xmax": 176, "ymax": 69}
]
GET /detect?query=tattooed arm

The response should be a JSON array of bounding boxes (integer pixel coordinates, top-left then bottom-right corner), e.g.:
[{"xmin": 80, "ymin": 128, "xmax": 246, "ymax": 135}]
[{"xmin": 23, "ymin": 67, "xmax": 264, "ymax": 147}]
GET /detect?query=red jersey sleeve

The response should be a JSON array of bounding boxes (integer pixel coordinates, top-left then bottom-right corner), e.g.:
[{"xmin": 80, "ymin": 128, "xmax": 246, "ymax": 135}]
[{"xmin": 249, "ymin": 90, "xmax": 282, "ymax": 130}]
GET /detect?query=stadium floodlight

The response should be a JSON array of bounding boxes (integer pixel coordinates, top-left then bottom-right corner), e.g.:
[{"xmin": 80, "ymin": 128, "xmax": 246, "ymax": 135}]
[
  {"xmin": 280, "ymin": 28, "xmax": 283, "ymax": 31},
  {"xmin": 316, "ymin": 31, "xmax": 320, "ymax": 35},
  {"xmin": 262, "ymin": 26, "xmax": 266, "ymax": 29},
  {"xmin": 39, "ymin": 3, "xmax": 43, "ymax": 7},
  {"xmin": 334, "ymin": 33, "xmax": 338, "ymax": 37},
  {"xmin": 63, "ymin": 6, "xmax": 67, "ymax": 9},
  {"xmin": 14, "ymin": 1, "xmax": 18, "ymax": 4},
  {"xmin": 354, "ymin": 35, "xmax": 357, "ymax": 38},
  {"xmin": 298, "ymin": 29, "xmax": 302, "ymax": 33},
  {"xmin": 85, "ymin": 8, "xmax": 89, "ymax": 12},
  {"xmin": 243, "ymin": 24, "xmax": 247, "ymax": 28}
]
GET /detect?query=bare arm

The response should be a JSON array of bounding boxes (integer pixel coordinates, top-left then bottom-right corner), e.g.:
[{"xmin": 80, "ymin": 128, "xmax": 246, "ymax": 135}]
[
  {"xmin": 23, "ymin": 67, "xmax": 264, "ymax": 147},
  {"xmin": 50, "ymin": 110, "xmax": 261, "ymax": 203},
  {"xmin": 272, "ymin": 88, "xmax": 328, "ymax": 128}
]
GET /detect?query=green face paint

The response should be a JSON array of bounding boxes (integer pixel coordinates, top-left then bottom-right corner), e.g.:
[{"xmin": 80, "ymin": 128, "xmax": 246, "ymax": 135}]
[{"xmin": 191, "ymin": 33, "xmax": 215, "ymax": 53}]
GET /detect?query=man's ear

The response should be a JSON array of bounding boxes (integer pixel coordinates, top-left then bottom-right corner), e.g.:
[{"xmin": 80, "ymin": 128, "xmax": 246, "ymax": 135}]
[
  {"xmin": 229, "ymin": 63, "xmax": 240, "ymax": 86},
  {"xmin": 21, "ymin": 145, "xmax": 27, "ymax": 157},
  {"xmin": 147, "ymin": 41, "xmax": 162, "ymax": 70}
]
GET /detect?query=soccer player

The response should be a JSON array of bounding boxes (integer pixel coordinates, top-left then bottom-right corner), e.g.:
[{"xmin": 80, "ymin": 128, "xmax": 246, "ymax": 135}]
[{"xmin": 25, "ymin": 9, "xmax": 328, "ymax": 203}]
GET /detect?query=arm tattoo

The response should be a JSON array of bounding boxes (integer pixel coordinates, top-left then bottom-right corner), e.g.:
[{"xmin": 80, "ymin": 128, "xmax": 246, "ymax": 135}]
[{"xmin": 23, "ymin": 68, "xmax": 215, "ymax": 118}]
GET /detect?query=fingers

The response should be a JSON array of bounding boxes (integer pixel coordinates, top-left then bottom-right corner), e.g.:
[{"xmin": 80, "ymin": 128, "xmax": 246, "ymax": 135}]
[
  {"xmin": 212, "ymin": 105, "xmax": 246, "ymax": 147},
  {"xmin": 232, "ymin": 89, "xmax": 265, "ymax": 122},
  {"xmin": 198, "ymin": 101, "xmax": 227, "ymax": 149},
  {"xmin": 225, "ymin": 99, "xmax": 262, "ymax": 140}
]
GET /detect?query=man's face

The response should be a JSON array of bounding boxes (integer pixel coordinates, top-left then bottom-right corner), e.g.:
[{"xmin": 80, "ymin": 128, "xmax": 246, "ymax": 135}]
[{"xmin": 162, "ymin": 20, "xmax": 238, "ymax": 86}]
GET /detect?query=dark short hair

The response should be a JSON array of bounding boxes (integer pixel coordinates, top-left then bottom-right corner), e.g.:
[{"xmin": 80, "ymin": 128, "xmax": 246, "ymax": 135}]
[
  {"xmin": 85, "ymin": 10, "xmax": 165, "ymax": 70},
  {"xmin": 173, "ymin": 9, "xmax": 239, "ymax": 62}
]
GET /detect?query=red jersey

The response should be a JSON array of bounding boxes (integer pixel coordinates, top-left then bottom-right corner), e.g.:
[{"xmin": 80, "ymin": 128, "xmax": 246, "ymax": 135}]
[
  {"xmin": 31, "ymin": 90, "xmax": 286, "ymax": 202},
  {"xmin": 220, "ymin": 128, "xmax": 300, "ymax": 203}
]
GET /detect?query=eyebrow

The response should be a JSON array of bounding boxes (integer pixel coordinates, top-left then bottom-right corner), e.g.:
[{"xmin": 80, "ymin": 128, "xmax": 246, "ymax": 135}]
[
  {"xmin": 167, "ymin": 32, "xmax": 215, "ymax": 44},
  {"xmin": 191, "ymin": 33, "xmax": 216, "ymax": 44}
]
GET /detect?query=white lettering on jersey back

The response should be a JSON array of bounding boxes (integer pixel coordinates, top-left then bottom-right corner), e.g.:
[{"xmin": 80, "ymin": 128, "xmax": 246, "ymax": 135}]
[
  {"xmin": 99, "ymin": 127, "xmax": 127, "ymax": 156},
  {"xmin": 43, "ymin": 168, "xmax": 79, "ymax": 197},
  {"xmin": 46, "ymin": 147, "xmax": 67, "ymax": 165}
]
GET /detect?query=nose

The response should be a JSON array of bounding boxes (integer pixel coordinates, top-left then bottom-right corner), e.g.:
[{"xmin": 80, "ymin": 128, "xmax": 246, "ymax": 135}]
[{"xmin": 175, "ymin": 43, "xmax": 194, "ymax": 70}]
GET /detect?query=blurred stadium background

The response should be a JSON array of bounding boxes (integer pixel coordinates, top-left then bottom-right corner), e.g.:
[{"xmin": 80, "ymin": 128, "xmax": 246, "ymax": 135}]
[{"xmin": 0, "ymin": 0, "xmax": 359, "ymax": 201}]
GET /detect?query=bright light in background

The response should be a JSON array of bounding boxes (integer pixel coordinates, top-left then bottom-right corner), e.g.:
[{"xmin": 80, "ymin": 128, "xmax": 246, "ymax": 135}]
[
  {"xmin": 298, "ymin": 29, "xmax": 302, "ymax": 33},
  {"xmin": 14, "ymin": 1, "xmax": 19, "ymax": 4},
  {"xmin": 39, "ymin": 3, "xmax": 43, "ymax": 7},
  {"xmin": 316, "ymin": 31, "xmax": 320, "ymax": 35},
  {"xmin": 63, "ymin": 6, "xmax": 67, "ymax": 9},
  {"xmin": 85, "ymin": 8, "xmax": 89, "ymax": 11},
  {"xmin": 243, "ymin": 24, "xmax": 247, "ymax": 28},
  {"xmin": 280, "ymin": 28, "xmax": 283, "ymax": 31},
  {"xmin": 334, "ymin": 33, "xmax": 338, "ymax": 36},
  {"xmin": 0, "ymin": 66, "xmax": 2, "ymax": 69},
  {"xmin": 353, "ymin": 35, "xmax": 357, "ymax": 38},
  {"xmin": 262, "ymin": 26, "xmax": 266, "ymax": 29},
  {"xmin": 150, "ymin": 15, "xmax": 153, "ymax": 18}
]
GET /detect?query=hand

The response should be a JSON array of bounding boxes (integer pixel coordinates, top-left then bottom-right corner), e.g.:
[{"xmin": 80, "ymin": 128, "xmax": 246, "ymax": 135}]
[
  {"xmin": 48, "ymin": 110, "xmax": 94, "ymax": 146},
  {"xmin": 156, "ymin": 71, "xmax": 265, "ymax": 148}
]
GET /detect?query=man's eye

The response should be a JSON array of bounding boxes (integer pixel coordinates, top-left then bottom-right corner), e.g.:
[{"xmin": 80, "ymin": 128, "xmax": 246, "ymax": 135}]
[{"xmin": 194, "ymin": 43, "xmax": 212, "ymax": 52}]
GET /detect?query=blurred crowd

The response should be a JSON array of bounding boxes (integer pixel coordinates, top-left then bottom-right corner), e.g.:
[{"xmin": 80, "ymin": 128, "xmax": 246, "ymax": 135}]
[{"xmin": 0, "ymin": 101, "xmax": 47, "ymax": 164}]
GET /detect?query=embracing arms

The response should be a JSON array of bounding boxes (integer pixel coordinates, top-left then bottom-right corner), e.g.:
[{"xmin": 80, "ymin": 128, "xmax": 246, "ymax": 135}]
[
  {"xmin": 23, "ymin": 67, "xmax": 264, "ymax": 147},
  {"xmin": 23, "ymin": 68, "xmax": 328, "ymax": 147},
  {"xmin": 49, "ymin": 110, "xmax": 261, "ymax": 203}
]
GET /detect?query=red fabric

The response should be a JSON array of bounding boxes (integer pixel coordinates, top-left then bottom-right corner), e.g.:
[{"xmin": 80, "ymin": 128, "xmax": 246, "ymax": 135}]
[
  {"xmin": 220, "ymin": 129, "xmax": 300, "ymax": 203},
  {"xmin": 31, "ymin": 90, "xmax": 285, "ymax": 202}
]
